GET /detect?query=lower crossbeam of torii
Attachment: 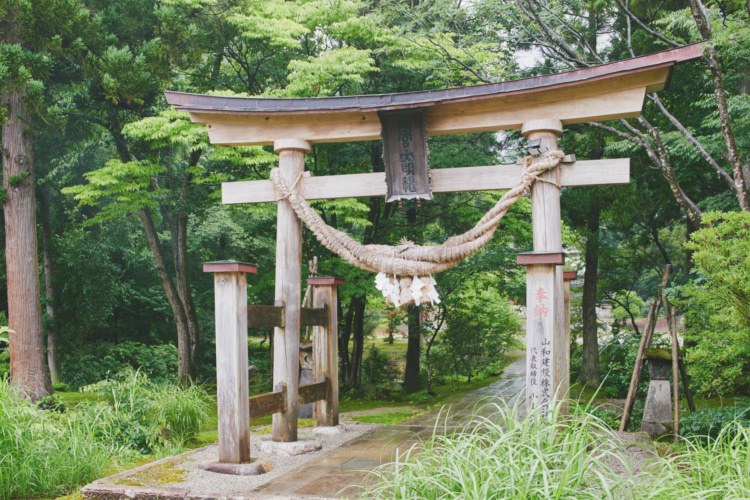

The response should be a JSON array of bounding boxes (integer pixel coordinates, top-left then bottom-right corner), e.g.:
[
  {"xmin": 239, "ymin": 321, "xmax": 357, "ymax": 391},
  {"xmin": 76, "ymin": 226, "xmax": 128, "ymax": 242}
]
[{"xmin": 165, "ymin": 44, "xmax": 703, "ymax": 464}]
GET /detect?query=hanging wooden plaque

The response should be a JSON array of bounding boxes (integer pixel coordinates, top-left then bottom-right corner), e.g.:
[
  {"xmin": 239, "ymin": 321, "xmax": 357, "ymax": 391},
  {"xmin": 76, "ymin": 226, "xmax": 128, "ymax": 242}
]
[{"xmin": 378, "ymin": 110, "xmax": 432, "ymax": 203}]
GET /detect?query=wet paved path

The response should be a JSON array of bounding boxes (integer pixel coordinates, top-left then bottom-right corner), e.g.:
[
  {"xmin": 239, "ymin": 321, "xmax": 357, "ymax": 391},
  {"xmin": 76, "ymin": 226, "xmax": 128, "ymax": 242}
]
[{"xmin": 255, "ymin": 357, "xmax": 526, "ymax": 499}]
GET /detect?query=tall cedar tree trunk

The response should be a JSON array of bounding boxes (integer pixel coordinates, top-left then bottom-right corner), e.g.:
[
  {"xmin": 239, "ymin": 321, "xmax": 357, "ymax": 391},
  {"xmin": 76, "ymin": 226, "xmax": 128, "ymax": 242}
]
[
  {"xmin": 403, "ymin": 205, "xmax": 421, "ymax": 392},
  {"xmin": 107, "ymin": 109, "xmax": 199, "ymax": 385},
  {"xmin": 579, "ymin": 200, "xmax": 601, "ymax": 386},
  {"xmin": 403, "ymin": 304, "xmax": 421, "ymax": 392},
  {"xmin": 1, "ymin": 85, "xmax": 51, "ymax": 401},
  {"xmin": 39, "ymin": 186, "xmax": 61, "ymax": 384}
]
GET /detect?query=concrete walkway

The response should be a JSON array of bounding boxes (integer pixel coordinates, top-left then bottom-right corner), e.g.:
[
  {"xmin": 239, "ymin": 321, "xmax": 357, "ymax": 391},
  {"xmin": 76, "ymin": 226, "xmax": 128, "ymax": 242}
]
[{"xmin": 254, "ymin": 357, "xmax": 526, "ymax": 499}]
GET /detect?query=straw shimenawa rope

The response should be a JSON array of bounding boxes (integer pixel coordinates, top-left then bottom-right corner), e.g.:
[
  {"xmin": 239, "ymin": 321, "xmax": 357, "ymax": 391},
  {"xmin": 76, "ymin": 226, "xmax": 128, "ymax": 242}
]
[{"xmin": 270, "ymin": 150, "xmax": 565, "ymax": 276}]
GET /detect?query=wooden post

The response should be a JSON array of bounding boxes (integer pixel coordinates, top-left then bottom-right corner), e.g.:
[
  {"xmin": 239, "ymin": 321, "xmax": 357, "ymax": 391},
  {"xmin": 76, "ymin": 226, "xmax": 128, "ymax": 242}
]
[
  {"xmin": 619, "ymin": 265, "xmax": 671, "ymax": 432},
  {"xmin": 518, "ymin": 118, "xmax": 566, "ymax": 417},
  {"xmin": 309, "ymin": 277, "xmax": 343, "ymax": 427},
  {"xmin": 272, "ymin": 139, "xmax": 310, "ymax": 443},
  {"xmin": 203, "ymin": 260, "xmax": 257, "ymax": 464}
]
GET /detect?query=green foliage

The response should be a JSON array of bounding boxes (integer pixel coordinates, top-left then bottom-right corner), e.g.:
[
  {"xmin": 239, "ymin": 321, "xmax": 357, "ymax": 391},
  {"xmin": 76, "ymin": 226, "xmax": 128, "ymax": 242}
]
[
  {"xmin": 610, "ymin": 291, "xmax": 646, "ymax": 321},
  {"xmin": 81, "ymin": 369, "xmax": 210, "ymax": 453},
  {"xmin": 681, "ymin": 401, "xmax": 750, "ymax": 441},
  {"xmin": 443, "ymin": 275, "xmax": 523, "ymax": 382},
  {"xmin": 6, "ymin": 171, "xmax": 29, "ymax": 186},
  {"xmin": 36, "ymin": 394, "xmax": 66, "ymax": 413},
  {"xmin": 153, "ymin": 384, "xmax": 210, "ymax": 443},
  {"xmin": 362, "ymin": 344, "xmax": 401, "ymax": 386},
  {"xmin": 52, "ymin": 382, "xmax": 71, "ymax": 392},
  {"xmin": 679, "ymin": 211, "xmax": 750, "ymax": 396},
  {"xmin": 61, "ymin": 159, "xmax": 169, "ymax": 223},
  {"xmin": 365, "ymin": 398, "xmax": 750, "ymax": 499},
  {"xmin": 363, "ymin": 400, "xmax": 633, "ymax": 499},
  {"xmin": 60, "ymin": 341, "xmax": 178, "ymax": 390},
  {"xmin": 0, "ymin": 377, "xmax": 110, "ymax": 499}
]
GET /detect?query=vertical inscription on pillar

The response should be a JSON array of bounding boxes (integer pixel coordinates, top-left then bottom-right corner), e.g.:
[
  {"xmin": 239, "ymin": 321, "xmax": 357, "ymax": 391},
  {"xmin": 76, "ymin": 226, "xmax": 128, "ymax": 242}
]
[{"xmin": 527, "ymin": 270, "xmax": 556, "ymax": 417}]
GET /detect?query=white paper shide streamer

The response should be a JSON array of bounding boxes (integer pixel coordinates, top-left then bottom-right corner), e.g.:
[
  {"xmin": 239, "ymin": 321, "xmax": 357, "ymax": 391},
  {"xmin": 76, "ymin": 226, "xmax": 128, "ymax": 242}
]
[{"xmin": 375, "ymin": 272, "xmax": 440, "ymax": 307}]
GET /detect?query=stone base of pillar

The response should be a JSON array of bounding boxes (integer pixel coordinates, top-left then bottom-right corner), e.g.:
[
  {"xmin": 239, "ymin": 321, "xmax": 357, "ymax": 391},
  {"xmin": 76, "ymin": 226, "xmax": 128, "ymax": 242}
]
[
  {"xmin": 258, "ymin": 437, "xmax": 322, "ymax": 457},
  {"xmin": 199, "ymin": 459, "xmax": 273, "ymax": 476},
  {"xmin": 311, "ymin": 424, "xmax": 349, "ymax": 435}
]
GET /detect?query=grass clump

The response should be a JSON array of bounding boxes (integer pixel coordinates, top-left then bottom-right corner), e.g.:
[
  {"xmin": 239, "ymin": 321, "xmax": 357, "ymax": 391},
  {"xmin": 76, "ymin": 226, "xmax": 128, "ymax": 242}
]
[
  {"xmin": 0, "ymin": 378, "xmax": 110, "ymax": 499},
  {"xmin": 363, "ymin": 398, "xmax": 750, "ymax": 499},
  {"xmin": 364, "ymin": 401, "xmax": 632, "ymax": 499}
]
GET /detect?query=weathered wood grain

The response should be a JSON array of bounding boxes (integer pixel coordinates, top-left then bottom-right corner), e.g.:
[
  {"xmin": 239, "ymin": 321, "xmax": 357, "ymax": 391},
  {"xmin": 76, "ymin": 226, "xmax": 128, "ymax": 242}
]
[
  {"xmin": 249, "ymin": 384, "xmax": 287, "ymax": 421},
  {"xmin": 272, "ymin": 142, "xmax": 306, "ymax": 443},
  {"xmin": 298, "ymin": 377, "xmax": 328, "ymax": 407},
  {"xmin": 212, "ymin": 271, "xmax": 251, "ymax": 463},
  {"xmin": 247, "ymin": 304, "xmax": 285, "ymax": 329},
  {"xmin": 300, "ymin": 305, "xmax": 328, "ymax": 327},
  {"xmin": 197, "ymin": 80, "xmax": 656, "ymax": 145},
  {"xmin": 313, "ymin": 285, "xmax": 340, "ymax": 427},
  {"xmin": 221, "ymin": 159, "xmax": 630, "ymax": 205}
]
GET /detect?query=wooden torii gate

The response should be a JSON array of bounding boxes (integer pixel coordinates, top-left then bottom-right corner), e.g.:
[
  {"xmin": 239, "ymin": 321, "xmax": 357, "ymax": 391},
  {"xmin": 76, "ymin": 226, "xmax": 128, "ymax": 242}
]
[{"xmin": 166, "ymin": 44, "xmax": 702, "ymax": 465}]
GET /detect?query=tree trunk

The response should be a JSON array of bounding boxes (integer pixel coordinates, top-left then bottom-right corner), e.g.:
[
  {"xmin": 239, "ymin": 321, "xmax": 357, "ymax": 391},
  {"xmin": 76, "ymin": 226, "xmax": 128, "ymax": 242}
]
[
  {"xmin": 138, "ymin": 207, "xmax": 193, "ymax": 386},
  {"xmin": 39, "ymin": 185, "xmax": 61, "ymax": 385},
  {"xmin": 347, "ymin": 296, "xmax": 366, "ymax": 387},
  {"xmin": 1, "ymin": 87, "xmax": 51, "ymax": 401},
  {"xmin": 106, "ymin": 110, "xmax": 198, "ymax": 386},
  {"xmin": 403, "ymin": 303, "xmax": 421, "ymax": 393},
  {"xmin": 169, "ymin": 210, "xmax": 200, "ymax": 382},
  {"xmin": 578, "ymin": 199, "xmax": 601, "ymax": 387},
  {"xmin": 339, "ymin": 295, "xmax": 352, "ymax": 381}
]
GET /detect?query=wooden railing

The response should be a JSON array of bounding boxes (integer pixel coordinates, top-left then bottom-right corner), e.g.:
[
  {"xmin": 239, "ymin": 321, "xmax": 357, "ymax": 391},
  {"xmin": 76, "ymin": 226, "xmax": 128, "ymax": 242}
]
[
  {"xmin": 248, "ymin": 377, "xmax": 328, "ymax": 421},
  {"xmin": 247, "ymin": 303, "xmax": 328, "ymax": 328}
]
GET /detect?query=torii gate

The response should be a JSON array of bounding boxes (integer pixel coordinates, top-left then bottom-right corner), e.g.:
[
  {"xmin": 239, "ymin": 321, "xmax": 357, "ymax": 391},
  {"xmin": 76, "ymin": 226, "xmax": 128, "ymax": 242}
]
[{"xmin": 166, "ymin": 44, "xmax": 702, "ymax": 466}]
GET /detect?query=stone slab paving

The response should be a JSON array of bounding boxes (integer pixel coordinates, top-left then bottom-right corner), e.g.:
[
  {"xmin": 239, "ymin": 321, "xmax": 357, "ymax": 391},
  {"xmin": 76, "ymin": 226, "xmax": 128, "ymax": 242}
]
[{"xmin": 81, "ymin": 357, "xmax": 526, "ymax": 500}]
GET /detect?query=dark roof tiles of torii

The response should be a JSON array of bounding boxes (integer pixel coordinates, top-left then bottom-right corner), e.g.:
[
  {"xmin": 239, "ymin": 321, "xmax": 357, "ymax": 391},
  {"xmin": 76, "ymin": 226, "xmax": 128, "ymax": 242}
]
[{"xmin": 165, "ymin": 44, "xmax": 704, "ymax": 116}]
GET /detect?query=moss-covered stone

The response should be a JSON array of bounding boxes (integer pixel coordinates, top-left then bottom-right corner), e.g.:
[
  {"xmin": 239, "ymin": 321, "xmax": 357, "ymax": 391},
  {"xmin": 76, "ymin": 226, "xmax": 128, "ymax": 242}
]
[{"xmin": 111, "ymin": 458, "xmax": 187, "ymax": 487}]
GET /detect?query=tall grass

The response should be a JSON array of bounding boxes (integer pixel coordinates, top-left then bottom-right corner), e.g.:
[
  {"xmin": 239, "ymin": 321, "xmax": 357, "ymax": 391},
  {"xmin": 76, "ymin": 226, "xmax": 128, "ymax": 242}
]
[
  {"xmin": 0, "ymin": 378, "xmax": 110, "ymax": 499},
  {"xmin": 364, "ymin": 401, "xmax": 633, "ymax": 499},
  {"xmin": 155, "ymin": 384, "xmax": 211, "ymax": 443},
  {"xmin": 362, "ymin": 399, "xmax": 750, "ymax": 499}
]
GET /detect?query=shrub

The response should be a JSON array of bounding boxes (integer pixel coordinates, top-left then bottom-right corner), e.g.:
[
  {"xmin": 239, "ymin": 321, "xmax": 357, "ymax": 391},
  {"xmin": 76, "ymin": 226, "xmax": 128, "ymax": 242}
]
[
  {"xmin": 82, "ymin": 369, "xmax": 211, "ymax": 451},
  {"xmin": 82, "ymin": 369, "xmax": 161, "ymax": 453},
  {"xmin": 680, "ymin": 401, "xmax": 750, "ymax": 441},
  {"xmin": 678, "ymin": 211, "xmax": 750, "ymax": 396},
  {"xmin": 52, "ymin": 382, "xmax": 71, "ymax": 392},
  {"xmin": 362, "ymin": 344, "xmax": 401, "ymax": 387},
  {"xmin": 61, "ymin": 341, "xmax": 179, "ymax": 389},
  {"xmin": 37, "ymin": 394, "xmax": 67, "ymax": 413},
  {"xmin": 0, "ymin": 378, "xmax": 110, "ymax": 499},
  {"xmin": 443, "ymin": 280, "xmax": 522, "ymax": 382}
]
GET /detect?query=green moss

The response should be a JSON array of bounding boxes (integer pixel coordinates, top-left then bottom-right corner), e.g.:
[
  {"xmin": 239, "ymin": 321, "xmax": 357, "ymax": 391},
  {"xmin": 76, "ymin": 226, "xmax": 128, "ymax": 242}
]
[
  {"xmin": 7, "ymin": 171, "xmax": 29, "ymax": 186},
  {"xmin": 643, "ymin": 348, "xmax": 681, "ymax": 361},
  {"xmin": 111, "ymin": 458, "xmax": 187, "ymax": 487}
]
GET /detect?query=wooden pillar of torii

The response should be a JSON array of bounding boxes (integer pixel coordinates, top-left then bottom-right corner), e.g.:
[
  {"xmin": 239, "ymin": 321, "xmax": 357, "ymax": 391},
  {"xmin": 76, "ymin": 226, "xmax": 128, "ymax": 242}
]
[{"xmin": 165, "ymin": 44, "xmax": 703, "ymax": 441}]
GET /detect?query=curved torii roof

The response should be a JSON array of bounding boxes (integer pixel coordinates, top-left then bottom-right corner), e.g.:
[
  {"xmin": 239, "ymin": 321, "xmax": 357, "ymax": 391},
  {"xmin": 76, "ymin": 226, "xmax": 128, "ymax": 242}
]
[{"xmin": 164, "ymin": 44, "xmax": 703, "ymax": 146}]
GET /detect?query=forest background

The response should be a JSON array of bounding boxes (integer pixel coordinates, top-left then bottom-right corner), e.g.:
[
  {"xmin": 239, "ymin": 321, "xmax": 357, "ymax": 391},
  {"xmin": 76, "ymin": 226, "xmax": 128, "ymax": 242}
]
[{"xmin": 1, "ymin": 0, "xmax": 749, "ymax": 418}]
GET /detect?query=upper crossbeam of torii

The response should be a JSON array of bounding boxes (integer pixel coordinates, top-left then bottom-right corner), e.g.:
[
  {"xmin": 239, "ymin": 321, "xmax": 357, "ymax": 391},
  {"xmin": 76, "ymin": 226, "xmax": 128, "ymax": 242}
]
[{"xmin": 166, "ymin": 44, "xmax": 703, "ymax": 461}]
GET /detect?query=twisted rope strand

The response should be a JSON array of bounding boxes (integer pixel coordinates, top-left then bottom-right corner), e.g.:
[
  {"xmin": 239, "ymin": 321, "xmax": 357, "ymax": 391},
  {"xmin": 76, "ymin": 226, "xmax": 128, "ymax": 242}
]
[{"xmin": 270, "ymin": 150, "xmax": 564, "ymax": 276}]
